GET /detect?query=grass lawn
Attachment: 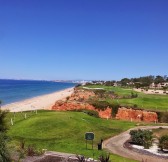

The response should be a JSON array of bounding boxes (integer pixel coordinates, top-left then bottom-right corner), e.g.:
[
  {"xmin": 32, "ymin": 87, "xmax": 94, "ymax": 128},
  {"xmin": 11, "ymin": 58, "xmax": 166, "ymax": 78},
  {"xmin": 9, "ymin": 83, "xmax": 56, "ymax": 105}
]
[
  {"xmin": 82, "ymin": 85, "xmax": 168, "ymax": 112},
  {"xmin": 7, "ymin": 110, "xmax": 137, "ymax": 161}
]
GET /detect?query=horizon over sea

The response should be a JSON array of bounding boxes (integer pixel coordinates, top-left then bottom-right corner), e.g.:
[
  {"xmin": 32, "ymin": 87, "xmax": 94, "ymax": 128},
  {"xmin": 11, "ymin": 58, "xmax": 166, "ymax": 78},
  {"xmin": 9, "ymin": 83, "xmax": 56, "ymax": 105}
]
[{"xmin": 0, "ymin": 79, "xmax": 76, "ymax": 106}]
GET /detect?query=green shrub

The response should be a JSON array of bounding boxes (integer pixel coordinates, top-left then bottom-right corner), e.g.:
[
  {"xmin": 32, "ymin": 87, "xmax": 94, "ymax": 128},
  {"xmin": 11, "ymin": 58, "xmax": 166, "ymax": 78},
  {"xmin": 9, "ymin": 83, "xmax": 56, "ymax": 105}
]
[
  {"xmin": 99, "ymin": 154, "xmax": 111, "ymax": 162},
  {"xmin": 0, "ymin": 110, "xmax": 11, "ymax": 162},
  {"xmin": 82, "ymin": 110, "xmax": 99, "ymax": 118},
  {"xmin": 130, "ymin": 129, "xmax": 153, "ymax": 149},
  {"xmin": 93, "ymin": 89, "xmax": 106, "ymax": 98},
  {"xmin": 0, "ymin": 133, "xmax": 11, "ymax": 162},
  {"xmin": 157, "ymin": 112, "xmax": 168, "ymax": 123},
  {"xmin": 133, "ymin": 104, "xmax": 138, "ymax": 108},
  {"xmin": 158, "ymin": 135, "xmax": 168, "ymax": 151},
  {"xmin": 131, "ymin": 92, "xmax": 138, "ymax": 98},
  {"xmin": 88, "ymin": 100, "xmax": 109, "ymax": 110},
  {"xmin": 88, "ymin": 100, "xmax": 119, "ymax": 117},
  {"xmin": 111, "ymin": 103, "xmax": 119, "ymax": 117}
]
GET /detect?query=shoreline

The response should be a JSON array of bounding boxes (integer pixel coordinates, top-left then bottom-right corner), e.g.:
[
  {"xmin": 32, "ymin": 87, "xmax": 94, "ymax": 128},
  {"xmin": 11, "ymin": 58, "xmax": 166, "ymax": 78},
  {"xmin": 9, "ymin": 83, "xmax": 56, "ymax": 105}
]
[{"xmin": 1, "ymin": 87, "xmax": 74, "ymax": 112}]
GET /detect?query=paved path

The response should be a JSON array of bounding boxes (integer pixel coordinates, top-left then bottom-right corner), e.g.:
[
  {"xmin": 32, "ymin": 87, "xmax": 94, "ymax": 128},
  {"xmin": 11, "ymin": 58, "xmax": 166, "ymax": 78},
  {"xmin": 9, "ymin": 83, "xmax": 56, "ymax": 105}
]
[{"xmin": 103, "ymin": 126, "xmax": 168, "ymax": 162}]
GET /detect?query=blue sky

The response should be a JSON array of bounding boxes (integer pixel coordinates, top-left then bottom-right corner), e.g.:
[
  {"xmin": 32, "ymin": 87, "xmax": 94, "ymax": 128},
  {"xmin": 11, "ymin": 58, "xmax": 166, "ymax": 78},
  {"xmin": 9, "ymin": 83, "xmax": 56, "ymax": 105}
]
[{"xmin": 0, "ymin": 0, "xmax": 168, "ymax": 80}]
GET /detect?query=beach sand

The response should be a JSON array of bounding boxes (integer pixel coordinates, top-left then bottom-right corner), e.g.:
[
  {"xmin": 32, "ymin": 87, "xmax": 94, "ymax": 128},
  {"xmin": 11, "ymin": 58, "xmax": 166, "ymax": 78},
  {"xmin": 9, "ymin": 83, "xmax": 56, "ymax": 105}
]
[{"xmin": 1, "ymin": 87, "xmax": 74, "ymax": 112}]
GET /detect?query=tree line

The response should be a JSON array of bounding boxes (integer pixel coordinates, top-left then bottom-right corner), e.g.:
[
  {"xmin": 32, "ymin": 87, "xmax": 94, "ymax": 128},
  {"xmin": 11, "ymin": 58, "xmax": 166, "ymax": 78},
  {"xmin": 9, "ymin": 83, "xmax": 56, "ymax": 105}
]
[{"xmin": 87, "ymin": 75, "xmax": 168, "ymax": 88}]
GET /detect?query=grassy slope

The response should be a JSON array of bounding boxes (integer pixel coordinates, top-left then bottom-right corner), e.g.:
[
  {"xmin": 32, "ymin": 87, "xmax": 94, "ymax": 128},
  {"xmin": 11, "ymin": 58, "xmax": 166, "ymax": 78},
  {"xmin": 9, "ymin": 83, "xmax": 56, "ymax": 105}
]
[
  {"xmin": 7, "ymin": 110, "xmax": 137, "ymax": 161},
  {"xmin": 82, "ymin": 85, "xmax": 168, "ymax": 111}
]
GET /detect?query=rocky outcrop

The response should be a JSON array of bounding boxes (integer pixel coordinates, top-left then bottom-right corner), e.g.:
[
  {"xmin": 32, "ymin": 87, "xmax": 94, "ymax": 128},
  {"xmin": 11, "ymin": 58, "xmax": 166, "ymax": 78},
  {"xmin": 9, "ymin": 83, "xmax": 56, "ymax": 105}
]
[
  {"xmin": 68, "ymin": 89, "xmax": 95, "ymax": 101},
  {"xmin": 142, "ymin": 111, "xmax": 158, "ymax": 122},
  {"xmin": 51, "ymin": 89, "xmax": 158, "ymax": 122},
  {"xmin": 52, "ymin": 101, "xmax": 112, "ymax": 119},
  {"xmin": 52, "ymin": 100, "xmax": 96, "ymax": 111},
  {"xmin": 116, "ymin": 107, "xmax": 158, "ymax": 122},
  {"xmin": 99, "ymin": 107, "xmax": 112, "ymax": 119}
]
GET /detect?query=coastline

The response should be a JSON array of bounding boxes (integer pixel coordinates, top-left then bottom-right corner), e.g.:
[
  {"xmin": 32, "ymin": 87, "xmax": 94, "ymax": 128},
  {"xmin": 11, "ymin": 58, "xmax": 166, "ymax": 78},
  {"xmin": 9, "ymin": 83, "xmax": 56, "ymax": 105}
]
[{"xmin": 1, "ymin": 87, "xmax": 74, "ymax": 112}]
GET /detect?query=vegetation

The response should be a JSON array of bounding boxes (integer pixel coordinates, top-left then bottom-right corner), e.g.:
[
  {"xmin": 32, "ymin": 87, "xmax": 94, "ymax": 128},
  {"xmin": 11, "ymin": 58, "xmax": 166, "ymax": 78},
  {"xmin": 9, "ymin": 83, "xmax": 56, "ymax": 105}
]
[
  {"xmin": 7, "ymin": 110, "xmax": 136, "ymax": 159},
  {"xmin": 99, "ymin": 154, "xmax": 110, "ymax": 162},
  {"xmin": 158, "ymin": 135, "xmax": 168, "ymax": 151},
  {"xmin": 157, "ymin": 112, "xmax": 168, "ymax": 123},
  {"xmin": 130, "ymin": 129, "xmax": 153, "ymax": 149},
  {"xmin": 88, "ymin": 100, "xmax": 110, "ymax": 110},
  {"xmin": 88, "ymin": 75, "xmax": 168, "ymax": 89},
  {"xmin": 81, "ymin": 85, "xmax": 168, "ymax": 112},
  {"xmin": 82, "ymin": 110, "xmax": 99, "ymax": 118},
  {"xmin": 0, "ymin": 109, "xmax": 11, "ymax": 162}
]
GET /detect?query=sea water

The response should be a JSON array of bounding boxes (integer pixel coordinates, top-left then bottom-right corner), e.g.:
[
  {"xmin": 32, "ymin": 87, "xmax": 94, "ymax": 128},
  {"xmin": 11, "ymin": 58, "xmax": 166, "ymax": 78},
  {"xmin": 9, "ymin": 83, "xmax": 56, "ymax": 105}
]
[{"xmin": 0, "ymin": 79, "xmax": 76, "ymax": 105}]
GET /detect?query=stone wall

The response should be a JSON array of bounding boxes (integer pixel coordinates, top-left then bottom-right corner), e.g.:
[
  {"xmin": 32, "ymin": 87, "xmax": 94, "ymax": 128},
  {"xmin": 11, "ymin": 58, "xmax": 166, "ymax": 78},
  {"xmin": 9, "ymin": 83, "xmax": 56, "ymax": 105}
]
[{"xmin": 116, "ymin": 107, "xmax": 158, "ymax": 122}]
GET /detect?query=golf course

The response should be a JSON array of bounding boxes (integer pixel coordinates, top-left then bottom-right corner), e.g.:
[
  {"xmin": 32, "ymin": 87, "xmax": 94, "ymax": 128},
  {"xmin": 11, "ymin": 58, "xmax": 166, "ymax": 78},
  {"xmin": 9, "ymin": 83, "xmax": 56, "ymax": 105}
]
[
  {"xmin": 82, "ymin": 85, "xmax": 168, "ymax": 112},
  {"xmin": 5, "ymin": 85, "xmax": 168, "ymax": 161},
  {"xmin": 7, "ymin": 110, "xmax": 138, "ymax": 161}
]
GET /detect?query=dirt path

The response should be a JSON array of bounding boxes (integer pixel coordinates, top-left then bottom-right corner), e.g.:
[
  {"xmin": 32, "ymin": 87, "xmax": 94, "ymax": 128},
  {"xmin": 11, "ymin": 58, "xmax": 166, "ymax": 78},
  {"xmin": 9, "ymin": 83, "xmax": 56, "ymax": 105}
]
[{"xmin": 103, "ymin": 126, "xmax": 168, "ymax": 162}]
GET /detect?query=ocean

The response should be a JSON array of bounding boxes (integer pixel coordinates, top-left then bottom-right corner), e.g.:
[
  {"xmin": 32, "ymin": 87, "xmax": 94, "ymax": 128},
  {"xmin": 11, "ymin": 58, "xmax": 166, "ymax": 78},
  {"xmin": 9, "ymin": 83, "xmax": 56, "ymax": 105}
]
[{"xmin": 0, "ymin": 79, "xmax": 76, "ymax": 105}]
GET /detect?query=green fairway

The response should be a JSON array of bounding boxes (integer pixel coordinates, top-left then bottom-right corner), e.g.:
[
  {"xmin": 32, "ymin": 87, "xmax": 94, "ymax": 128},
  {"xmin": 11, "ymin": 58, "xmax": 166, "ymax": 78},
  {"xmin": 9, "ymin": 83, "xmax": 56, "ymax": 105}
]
[
  {"xmin": 82, "ymin": 85, "xmax": 168, "ymax": 111},
  {"xmin": 7, "ymin": 110, "xmax": 137, "ymax": 160}
]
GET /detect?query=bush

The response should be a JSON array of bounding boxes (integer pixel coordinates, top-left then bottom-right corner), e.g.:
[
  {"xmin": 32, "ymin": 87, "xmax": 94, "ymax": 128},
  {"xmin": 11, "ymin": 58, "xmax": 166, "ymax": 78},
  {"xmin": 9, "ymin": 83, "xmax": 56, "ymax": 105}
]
[
  {"xmin": 0, "ymin": 110, "xmax": 11, "ymax": 162},
  {"xmin": 111, "ymin": 103, "xmax": 119, "ymax": 117},
  {"xmin": 99, "ymin": 154, "xmax": 111, "ymax": 162},
  {"xmin": 0, "ymin": 133, "xmax": 11, "ymax": 162},
  {"xmin": 157, "ymin": 112, "xmax": 168, "ymax": 123},
  {"xmin": 82, "ymin": 110, "xmax": 99, "ymax": 118},
  {"xmin": 158, "ymin": 135, "xmax": 168, "ymax": 151},
  {"xmin": 93, "ymin": 89, "xmax": 106, "ymax": 98},
  {"xmin": 131, "ymin": 92, "xmax": 138, "ymax": 98},
  {"xmin": 130, "ymin": 129, "xmax": 153, "ymax": 149},
  {"xmin": 88, "ymin": 100, "xmax": 109, "ymax": 110},
  {"xmin": 133, "ymin": 104, "xmax": 138, "ymax": 108}
]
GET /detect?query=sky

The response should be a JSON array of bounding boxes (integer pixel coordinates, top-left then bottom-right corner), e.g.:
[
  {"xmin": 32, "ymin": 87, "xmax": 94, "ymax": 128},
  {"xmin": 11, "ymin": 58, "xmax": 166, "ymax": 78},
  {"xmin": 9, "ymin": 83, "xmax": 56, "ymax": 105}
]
[{"xmin": 0, "ymin": 0, "xmax": 168, "ymax": 81}]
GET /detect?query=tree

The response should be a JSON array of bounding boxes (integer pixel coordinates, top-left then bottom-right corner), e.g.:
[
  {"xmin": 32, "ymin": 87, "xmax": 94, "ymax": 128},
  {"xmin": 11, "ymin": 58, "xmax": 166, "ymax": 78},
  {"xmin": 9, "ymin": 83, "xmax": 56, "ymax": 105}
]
[
  {"xmin": 158, "ymin": 135, "xmax": 168, "ymax": 151},
  {"xmin": 163, "ymin": 86, "xmax": 167, "ymax": 93},
  {"xmin": 0, "ymin": 105, "xmax": 11, "ymax": 162},
  {"xmin": 154, "ymin": 75, "xmax": 165, "ymax": 84},
  {"xmin": 120, "ymin": 78, "xmax": 130, "ymax": 86},
  {"xmin": 104, "ymin": 81, "xmax": 115, "ymax": 86}
]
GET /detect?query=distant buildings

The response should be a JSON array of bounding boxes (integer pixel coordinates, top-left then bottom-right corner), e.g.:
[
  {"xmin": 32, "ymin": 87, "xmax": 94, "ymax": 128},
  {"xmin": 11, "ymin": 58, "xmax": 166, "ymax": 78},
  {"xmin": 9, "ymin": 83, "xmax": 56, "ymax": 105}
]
[{"xmin": 150, "ymin": 82, "xmax": 168, "ymax": 89}]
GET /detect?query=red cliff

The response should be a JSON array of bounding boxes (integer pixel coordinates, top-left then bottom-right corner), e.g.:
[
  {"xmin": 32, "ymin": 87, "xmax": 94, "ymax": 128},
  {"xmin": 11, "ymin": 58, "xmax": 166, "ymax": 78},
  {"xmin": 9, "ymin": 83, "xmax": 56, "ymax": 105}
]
[
  {"xmin": 116, "ymin": 107, "xmax": 158, "ymax": 122},
  {"xmin": 52, "ymin": 101, "xmax": 112, "ymax": 119}
]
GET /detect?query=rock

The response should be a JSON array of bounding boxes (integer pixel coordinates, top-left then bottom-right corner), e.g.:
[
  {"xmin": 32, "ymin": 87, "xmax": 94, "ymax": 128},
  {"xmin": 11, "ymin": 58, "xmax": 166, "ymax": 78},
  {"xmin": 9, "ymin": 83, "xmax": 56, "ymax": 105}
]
[
  {"xmin": 116, "ymin": 107, "xmax": 158, "ymax": 122},
  {"xmin": 52, "ymin": 101, "xmax": 112, "ymax": 119},
  {"xmin": 68, "ymin": 90, "xmax": 95, "ymax": 101}
]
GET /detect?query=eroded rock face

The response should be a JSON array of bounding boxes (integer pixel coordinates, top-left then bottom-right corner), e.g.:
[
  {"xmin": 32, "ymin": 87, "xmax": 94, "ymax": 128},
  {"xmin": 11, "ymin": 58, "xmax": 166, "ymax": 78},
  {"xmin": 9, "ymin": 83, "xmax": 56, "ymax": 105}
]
[
  {"xmin": 52, "ymin": 101, "xmax": 112, "ymax": 119},
  {"xmin": 99, "ymin": 107, "xmax": 112, "ymax": 119},
  {"xmin": 51, "ymin": 89, "xmax": 158, "ymax": 122},
  {"xmin": 69, "ymin": 90, "xmax": 95, "ymax": 101},
  {"xmin": 116, "ymin": 107, "xmax": 158, "ymax": 122},
  {"xmin": 142, "ymin": 111, "xmax": 158, "ymax": 122}
]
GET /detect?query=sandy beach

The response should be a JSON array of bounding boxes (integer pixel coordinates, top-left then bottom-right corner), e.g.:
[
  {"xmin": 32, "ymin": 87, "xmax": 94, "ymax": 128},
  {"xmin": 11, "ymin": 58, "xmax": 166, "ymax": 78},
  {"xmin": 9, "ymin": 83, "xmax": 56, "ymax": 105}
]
[{"xmin": 1, "ymin": 87, "xmax": 74, "ymax": 112}]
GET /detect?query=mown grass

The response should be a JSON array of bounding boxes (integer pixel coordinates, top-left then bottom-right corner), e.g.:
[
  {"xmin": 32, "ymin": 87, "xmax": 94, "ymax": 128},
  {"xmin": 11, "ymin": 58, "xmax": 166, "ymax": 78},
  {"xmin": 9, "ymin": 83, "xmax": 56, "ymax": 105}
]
[
  {"xmin": 7, "ymin": 110, "xmax": 137, "ymax": 161},
  {"xmin": 82, "ymin": 85, "xmax": 168, "ymax": 112}
]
